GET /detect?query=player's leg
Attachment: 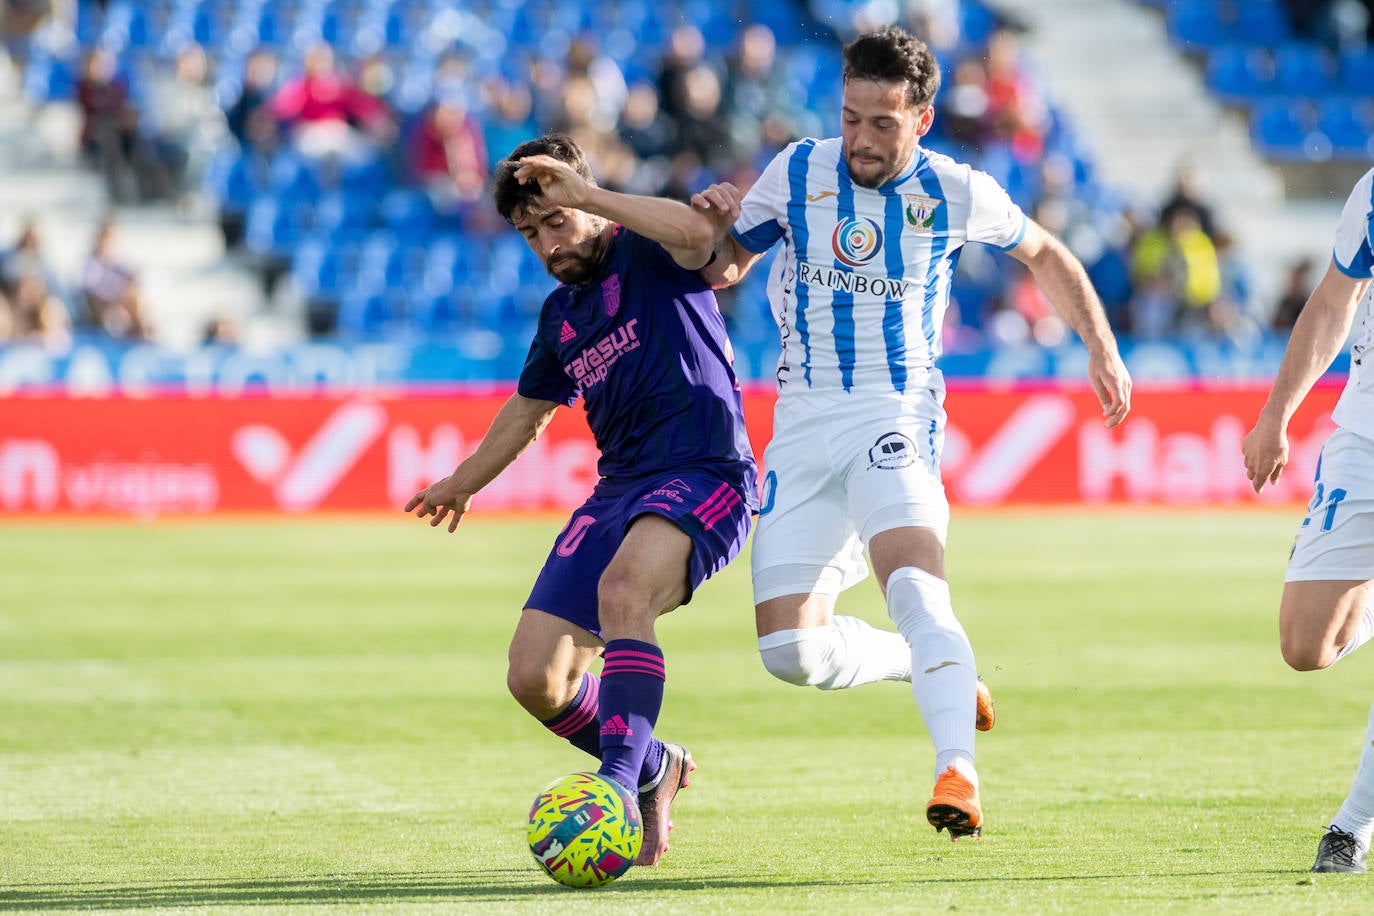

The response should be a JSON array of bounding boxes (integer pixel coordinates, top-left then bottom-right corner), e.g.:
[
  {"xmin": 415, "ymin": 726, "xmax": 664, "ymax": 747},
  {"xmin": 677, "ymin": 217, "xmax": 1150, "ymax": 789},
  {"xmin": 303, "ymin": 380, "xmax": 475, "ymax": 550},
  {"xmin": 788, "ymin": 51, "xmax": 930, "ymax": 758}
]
[
  {"xmin": 1278, "ymin": 579, "xmax": 1374, "ymax": 671},
  {"xmin": 1281, "ymin": 428, "xmax": 1374, "ymax": 870},
  {"xmin": 847, "ymin": 404, "xmax": 982, "ymax": 839},
  {"xmin": 519, "ymin": 501, "xmax": 673, "ymax": 788},
  {"xmin": 596, "ymin": 470, "xmax": 753, "ymax": 866},
  {"xmin": 752, "ymin": 422, "xmax": 912, "ymax": 690},
  {"xmin": 507, "ymin": 608, "xmax": 604, "ymax": 755}
]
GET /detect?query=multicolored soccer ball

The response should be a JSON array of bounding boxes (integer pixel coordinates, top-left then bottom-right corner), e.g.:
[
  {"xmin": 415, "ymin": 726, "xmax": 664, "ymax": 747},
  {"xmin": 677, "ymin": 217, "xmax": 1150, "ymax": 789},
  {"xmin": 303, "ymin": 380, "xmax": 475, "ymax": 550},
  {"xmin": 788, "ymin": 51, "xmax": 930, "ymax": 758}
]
[{"xmin": 527, "ymin": 772, "xmax": 642, "ymax": 888}]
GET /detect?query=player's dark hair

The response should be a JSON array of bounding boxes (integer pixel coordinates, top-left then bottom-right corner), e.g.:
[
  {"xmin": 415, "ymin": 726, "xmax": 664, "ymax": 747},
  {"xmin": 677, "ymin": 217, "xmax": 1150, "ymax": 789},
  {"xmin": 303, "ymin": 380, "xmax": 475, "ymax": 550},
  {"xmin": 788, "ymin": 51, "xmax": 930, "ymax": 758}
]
[
  {"xmin": 842, "ymin": 26, "xmax": 940, "ymax": 111},
  {"xmin": 492, "ymin": 132, "xmax": 596, "ymax": 223}
]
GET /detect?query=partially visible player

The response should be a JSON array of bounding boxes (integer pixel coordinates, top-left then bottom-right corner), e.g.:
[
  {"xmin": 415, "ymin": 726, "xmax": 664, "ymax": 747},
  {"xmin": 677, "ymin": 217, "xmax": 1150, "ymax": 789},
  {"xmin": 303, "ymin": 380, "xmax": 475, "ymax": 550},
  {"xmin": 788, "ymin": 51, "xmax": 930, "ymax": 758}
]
[
  {"xmin": 693, "ymin": 25, "xmax": 1130, "ymax": 841},
  {"xmin": 1242, "ymin": 165, "xmax": 1374, "ymax": 874},
  {"xmin": 407, "ymin": 133, "xmax": 757, "ymax": 867}
]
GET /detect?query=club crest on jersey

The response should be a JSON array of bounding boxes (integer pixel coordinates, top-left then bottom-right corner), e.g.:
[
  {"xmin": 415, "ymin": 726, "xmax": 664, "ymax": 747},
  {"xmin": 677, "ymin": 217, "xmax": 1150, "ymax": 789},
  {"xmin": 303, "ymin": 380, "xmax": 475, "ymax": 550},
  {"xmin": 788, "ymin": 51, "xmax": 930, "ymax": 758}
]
[
  {"xmin": 602, "ymin": 275, "xmax": 622, "ymax": 317},
  {"xmin": 869, "ymin": 432, "xmax": 917, "ymax": 470},
  {"xmin": 904, "ymin": 194, "xmax": 941, "ymax": 234},
  {"xmin": 831, "ymin": 217, "xmax": 883, "ymax": 267}
]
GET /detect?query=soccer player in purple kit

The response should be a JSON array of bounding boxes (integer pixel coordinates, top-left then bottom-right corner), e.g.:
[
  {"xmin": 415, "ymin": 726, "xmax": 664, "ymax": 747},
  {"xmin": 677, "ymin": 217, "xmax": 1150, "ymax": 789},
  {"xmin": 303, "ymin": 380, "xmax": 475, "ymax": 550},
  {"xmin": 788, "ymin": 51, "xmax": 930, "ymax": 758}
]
[{"xmin": 406, "ymin": 133, "xmax": 757, "ymax": 868}]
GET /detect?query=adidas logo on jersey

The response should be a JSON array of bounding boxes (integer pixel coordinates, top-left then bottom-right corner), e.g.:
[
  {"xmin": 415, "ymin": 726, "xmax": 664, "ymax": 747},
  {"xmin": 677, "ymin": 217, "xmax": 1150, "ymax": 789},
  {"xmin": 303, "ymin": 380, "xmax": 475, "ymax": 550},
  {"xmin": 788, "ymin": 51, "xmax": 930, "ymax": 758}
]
[{"xmin": 559, "ymin": 320, "xmax": 576, "ymax": 343}]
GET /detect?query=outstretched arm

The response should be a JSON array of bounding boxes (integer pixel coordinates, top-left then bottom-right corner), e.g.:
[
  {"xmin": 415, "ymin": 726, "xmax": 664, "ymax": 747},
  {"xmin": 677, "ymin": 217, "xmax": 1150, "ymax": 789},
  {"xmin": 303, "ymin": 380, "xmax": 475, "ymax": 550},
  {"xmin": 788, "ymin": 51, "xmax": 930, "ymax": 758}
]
[
  {"xmin": 1243, "ymin": 261, "xmax": 1371, "ymax": 492},
  {"xmin": 512, "ymin": 154, "xmax": 715, "ymax": 270},
  {"xmin": 405, "ymin": 393, "xmax": 560, "ymax": 532},
  {"xmin": 691, "ymin": 182, "xmax": 766, "ymax": 289},
  {"xmin": 1008, "ymin": 220, "xmax": 1133, "ymax": 428}
]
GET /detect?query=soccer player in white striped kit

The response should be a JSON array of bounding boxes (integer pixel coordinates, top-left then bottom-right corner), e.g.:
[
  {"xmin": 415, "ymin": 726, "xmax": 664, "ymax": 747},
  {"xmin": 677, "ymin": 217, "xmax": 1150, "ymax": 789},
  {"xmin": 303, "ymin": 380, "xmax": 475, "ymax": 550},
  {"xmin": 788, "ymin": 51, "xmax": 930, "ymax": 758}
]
[
  {"xmin": 694, "ymin": 25, "xmax": 1131, "ymax": 839},
  {"xmin": 1244, "ymin": 166, "xmax": 1374, "ymax": 873}
]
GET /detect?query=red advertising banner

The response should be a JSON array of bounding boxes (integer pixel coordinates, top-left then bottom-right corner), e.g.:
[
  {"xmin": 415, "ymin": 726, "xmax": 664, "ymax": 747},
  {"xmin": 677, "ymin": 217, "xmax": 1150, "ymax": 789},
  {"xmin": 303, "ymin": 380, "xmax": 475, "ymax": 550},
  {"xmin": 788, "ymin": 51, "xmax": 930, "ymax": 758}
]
[{"xmin": 0, "ymin": 386, "xmax": 1340, "ymax": 516}]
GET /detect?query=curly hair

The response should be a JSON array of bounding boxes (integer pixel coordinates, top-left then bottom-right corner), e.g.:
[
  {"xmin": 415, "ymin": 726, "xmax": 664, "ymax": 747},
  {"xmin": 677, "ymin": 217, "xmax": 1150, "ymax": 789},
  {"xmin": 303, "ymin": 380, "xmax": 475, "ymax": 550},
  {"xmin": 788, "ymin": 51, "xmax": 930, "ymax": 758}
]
[
  {"xmin": 491, "ymin": 132, "xmax": 596, "ymax": 223},
  {"xmin": 841, "ymin": 26, "xmax": 941, "ymax": 111}
]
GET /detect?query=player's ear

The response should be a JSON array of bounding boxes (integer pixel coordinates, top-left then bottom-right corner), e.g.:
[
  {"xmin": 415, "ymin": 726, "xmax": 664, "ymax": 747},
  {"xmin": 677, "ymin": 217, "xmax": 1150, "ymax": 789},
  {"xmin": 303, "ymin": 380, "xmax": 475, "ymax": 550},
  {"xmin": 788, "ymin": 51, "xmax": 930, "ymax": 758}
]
[{"xmin": 916, "ymin": 104, "xmax": 935, "ymax": 137}]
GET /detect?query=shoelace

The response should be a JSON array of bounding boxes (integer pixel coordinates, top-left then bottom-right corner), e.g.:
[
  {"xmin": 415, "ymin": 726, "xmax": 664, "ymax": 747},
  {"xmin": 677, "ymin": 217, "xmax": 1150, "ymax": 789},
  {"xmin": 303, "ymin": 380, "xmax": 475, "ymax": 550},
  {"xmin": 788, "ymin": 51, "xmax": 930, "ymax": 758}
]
[{"xmin": 1323, "ymin": 827, "xmax": 1362, "ymax": 866}]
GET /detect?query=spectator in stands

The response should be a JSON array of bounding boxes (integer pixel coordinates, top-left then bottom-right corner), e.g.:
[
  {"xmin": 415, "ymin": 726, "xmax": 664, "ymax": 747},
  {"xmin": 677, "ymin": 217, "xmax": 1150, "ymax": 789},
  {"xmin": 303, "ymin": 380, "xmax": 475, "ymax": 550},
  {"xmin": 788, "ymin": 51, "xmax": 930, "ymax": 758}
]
[
  {"xmin": 408, "ymin": 91, "xmax": 489, "ymax": 217},
  {"xmin": 0, "ymin": 0, "xmax": 48, "ymax": 82},
  {"xmin": 1272, "ymin": 256, "xmax": 1318, "ymax": 331},
  {"xmin": 722, "ymin": 24, "xmax": 788, "ymax": 162},
  {"xmin": 657, "ymin": 23, "xmax": 708, "ymax": 123},
  {"xmin": 271, "ymin": 43, "xmax": 394, "ymax": 167},
  {"xmin": 668, "ymin": 63, "xmax": 733, "ymax": 180},
  {"xmin": 76, "ymin": 48, "xmax": 163, "ymax": 203},
  {"xmin": 941, "ymin": 58, "xmax": 992, "ymax": 153},
  {"xmin": 0, "ymin": 221, "xmax": 69, "ymax": 347},
  {"xmin": 564, "ymin": 35, "xmax": 628, "ymax": 136},
  {"xmin": 1131, "ymin": 208, "xmax": 1222, "ymax": 336},
  {"xmin": 147, "ymin": 43, "xmax": 226, "ymax": 200},
  {"xmin": 226, "ymin": 49, "xmax": 279, "ymax": 151},
  {"xmin": 81, "ymin": 222, "xmax": 151, "ymax": 340},
  {"xmin": 480, "ymin": 76, "xmax": 537, "ymax": 171},
  {"xmin": 982, "ymin": 27, "xmax": 1047, "ymax": 164},
  {"xmin": 1159, "ymin": 161, "xmax": 1219, "ymax": 240}
]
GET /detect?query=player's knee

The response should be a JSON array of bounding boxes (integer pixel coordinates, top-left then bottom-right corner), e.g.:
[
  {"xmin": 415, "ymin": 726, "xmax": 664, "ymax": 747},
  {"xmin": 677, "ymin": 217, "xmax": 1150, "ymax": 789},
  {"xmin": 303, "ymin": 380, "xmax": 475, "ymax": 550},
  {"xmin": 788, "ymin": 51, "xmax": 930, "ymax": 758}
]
[
  {"xmin": 1280, "ymin": 636, "xmax": 1337, "ymax": 671},
  {"xmin": 506, "ymin": 663, "xmax": 562, "ymax": 717},
  {"xmin": 596, "ymin": 568, "xmax": 655, "ymax": 632},
  {"xmin": 758, "ymin": 629, "xmax": 840, "ymax": 689}
]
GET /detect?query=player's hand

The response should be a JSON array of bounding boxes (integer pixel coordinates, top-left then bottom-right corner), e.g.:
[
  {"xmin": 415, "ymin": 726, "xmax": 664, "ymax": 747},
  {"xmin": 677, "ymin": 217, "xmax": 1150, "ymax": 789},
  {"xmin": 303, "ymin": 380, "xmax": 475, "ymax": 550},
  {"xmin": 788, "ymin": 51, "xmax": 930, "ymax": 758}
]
[
  {"xmin": 1087, "ymin": 348, "xmax": 1132, "ymax": 428},
  {"xmin": 1242, "ymin": 418, "xmax": 1289, "ymax": 493},
  {"xmin": 690, "ymin": 182, "xmax": 742, "ymax": 239},
  {"xmin": 512, "ymin": 154, "xmax": 590, "ymax": 210},
  {"xmin": 404, "ymin": 476, "xmax": 474, "ymax": 533}
]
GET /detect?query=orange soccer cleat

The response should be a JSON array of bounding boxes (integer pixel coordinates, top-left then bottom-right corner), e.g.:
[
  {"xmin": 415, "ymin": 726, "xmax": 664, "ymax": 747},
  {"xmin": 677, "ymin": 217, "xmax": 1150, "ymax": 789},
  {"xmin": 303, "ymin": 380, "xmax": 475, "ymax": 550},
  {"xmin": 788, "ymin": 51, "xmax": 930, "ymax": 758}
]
[
  {"xmin": 926, "ymin": 766, "xmax": 982, "ymax": 840},
  {"xmin": 976, "ymin": 676, "xmax": 995, "ymax": 732}
]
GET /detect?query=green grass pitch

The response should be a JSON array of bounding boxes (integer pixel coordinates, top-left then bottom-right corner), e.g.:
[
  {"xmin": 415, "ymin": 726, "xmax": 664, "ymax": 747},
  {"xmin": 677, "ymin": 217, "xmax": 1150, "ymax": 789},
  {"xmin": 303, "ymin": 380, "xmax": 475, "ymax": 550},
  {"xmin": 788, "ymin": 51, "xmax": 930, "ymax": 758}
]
[{"xmin": 3, "ymin": 510, "xmax": 1374, "ymax": 913}]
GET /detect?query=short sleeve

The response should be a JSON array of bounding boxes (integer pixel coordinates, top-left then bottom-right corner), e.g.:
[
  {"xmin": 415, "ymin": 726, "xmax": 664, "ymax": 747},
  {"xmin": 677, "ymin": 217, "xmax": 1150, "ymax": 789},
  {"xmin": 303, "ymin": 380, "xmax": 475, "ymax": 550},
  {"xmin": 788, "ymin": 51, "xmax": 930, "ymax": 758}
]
[
  {"xmin": 731, "ymin": 145, "xmax": 793, "ymax": 254},
  {"xmin": 1333, "ymin": 168, "xmax": 1374, "ymax": 279},
  {"xmin": 966, "ymin": 167, "xmax": 1028, "ymax": 251},
  {"xmin": 517, "ymin": 332, "xmax": 578, "ymax": 406}
]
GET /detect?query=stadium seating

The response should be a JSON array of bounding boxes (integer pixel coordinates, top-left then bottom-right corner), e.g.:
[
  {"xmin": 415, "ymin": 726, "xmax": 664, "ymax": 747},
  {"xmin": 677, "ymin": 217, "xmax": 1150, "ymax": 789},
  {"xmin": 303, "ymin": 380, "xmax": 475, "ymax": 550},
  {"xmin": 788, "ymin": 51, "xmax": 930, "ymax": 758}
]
[
  {"xmin": 1144, "ymin": 0, "xmax": 1373, "ymax": 166},
  {"xmin": 41, "ymin": 0, "xmax": 1135, "ymax": 347}
]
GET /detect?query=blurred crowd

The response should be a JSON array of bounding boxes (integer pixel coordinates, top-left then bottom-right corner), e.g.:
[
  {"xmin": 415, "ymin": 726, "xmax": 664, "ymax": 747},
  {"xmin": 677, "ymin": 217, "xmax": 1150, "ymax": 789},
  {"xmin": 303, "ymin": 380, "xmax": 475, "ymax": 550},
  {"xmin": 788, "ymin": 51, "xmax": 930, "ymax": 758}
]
[{"xmin": 0, "ymin": 0, "xmax": 1331, "ymax": 351}]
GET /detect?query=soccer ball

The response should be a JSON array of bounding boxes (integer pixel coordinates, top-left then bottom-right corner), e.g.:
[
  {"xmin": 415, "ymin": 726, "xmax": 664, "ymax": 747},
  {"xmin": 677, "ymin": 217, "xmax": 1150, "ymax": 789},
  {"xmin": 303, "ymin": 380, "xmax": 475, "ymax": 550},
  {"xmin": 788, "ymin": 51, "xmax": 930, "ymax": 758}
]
[{"xmin": 527, "ymin": 771, "xmax": 642, "ymax": 888}]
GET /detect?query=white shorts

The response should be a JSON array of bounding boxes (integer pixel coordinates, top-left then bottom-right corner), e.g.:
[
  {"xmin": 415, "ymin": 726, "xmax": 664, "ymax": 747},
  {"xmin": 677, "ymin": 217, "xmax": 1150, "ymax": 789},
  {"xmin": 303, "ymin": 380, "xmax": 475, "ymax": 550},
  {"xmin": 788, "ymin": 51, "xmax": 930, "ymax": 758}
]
[
  {"xmin": 751, "ymin": 389, "xmax": 950, "ymax": 603},
  {"xmin": 1286, "ymin": 427, "xmax": 1374, "ymax": 583}
]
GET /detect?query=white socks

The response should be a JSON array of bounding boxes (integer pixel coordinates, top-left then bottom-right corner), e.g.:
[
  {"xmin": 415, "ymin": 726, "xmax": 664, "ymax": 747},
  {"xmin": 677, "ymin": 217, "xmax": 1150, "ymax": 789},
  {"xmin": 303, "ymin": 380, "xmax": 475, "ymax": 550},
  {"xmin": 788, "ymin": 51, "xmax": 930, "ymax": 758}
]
[
  {"xmin": 758, "ymin": 615, "xmax": 912, "ymax": 690},
  {"xmin": 886, "ymin": 565, "xmax": 978, "ymax": 786},
  {"xmin": 1334, "ymin": 601, "xmax": 1374, "ymax": 663},
  {"xmin": 1332, "ymin": 701, "xmax": 1374, "ymax": 845}
]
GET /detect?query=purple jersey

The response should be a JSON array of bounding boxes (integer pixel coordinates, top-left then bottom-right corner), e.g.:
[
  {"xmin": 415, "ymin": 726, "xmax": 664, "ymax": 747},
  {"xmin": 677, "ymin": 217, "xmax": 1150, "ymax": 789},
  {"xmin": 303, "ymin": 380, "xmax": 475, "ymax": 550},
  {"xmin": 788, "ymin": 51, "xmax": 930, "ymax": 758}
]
[{"xmin": 518, "ymin": 226, "xmax": 757, "ymax": 503}]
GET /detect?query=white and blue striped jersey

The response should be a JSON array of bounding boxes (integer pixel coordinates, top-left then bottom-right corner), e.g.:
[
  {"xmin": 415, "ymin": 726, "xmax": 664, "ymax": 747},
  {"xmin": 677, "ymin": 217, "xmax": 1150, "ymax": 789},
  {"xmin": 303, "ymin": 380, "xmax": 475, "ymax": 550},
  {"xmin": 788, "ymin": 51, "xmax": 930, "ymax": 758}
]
[
  {"xmin": 1331, "ymin": 166, "xmax": 1374, "ymax": 442},
  {"xmin": 732, "ymin": 137, "xmax": 1027, "ymax": 395}
]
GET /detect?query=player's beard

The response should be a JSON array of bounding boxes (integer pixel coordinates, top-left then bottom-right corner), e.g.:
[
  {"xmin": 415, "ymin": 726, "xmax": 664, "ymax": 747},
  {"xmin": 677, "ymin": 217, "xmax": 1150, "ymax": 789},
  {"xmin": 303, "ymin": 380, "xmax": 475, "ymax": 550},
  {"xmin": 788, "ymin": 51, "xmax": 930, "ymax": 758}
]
[
  {"xmin": 546, "ymin": 226, "xmax": 610, "ymax": 285},
  {"xmin": 845, "ymin": 141, "xmax": 916, "ymax": 189}
]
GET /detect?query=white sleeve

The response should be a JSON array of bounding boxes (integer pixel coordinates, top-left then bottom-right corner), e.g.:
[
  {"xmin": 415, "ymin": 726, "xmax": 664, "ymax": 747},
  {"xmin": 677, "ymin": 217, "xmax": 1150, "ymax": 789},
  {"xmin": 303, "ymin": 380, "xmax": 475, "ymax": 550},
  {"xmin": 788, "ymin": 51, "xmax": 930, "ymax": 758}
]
[
  {"xmin": 731, "ymin": 146, "xmax": 793, "ymax": 254},
  {"xmin": 966, "ymin": 167, "xmax": 1028, "ymax": 250},
  {"xmin": 1333, "ymin": 167, "xmax": 1374, "ymax": 279}
]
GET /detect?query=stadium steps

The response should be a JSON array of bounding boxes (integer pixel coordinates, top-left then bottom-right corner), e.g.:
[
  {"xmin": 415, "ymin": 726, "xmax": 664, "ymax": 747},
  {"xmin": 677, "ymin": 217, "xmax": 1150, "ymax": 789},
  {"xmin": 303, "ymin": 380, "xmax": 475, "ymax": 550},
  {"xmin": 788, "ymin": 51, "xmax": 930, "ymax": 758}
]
[
  {"xmin": 0, "ymin": 65, "xmax": 274, "ymax": 350},
  {"xmin": 987, "ymin": 0, "xmax": 1347, "ymax": 312}
]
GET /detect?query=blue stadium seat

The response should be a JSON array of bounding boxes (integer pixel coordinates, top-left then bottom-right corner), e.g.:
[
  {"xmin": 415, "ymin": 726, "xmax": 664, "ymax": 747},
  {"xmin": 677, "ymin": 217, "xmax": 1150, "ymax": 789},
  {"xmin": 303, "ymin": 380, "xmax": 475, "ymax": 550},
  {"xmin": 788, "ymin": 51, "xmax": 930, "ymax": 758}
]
[
  {"xmin": 1205, "ymin": 44, "xmax": 1276, "ymax": 103},
  {"xmin": 1250, "ymin": 98, "xmax": 1315, "ymax": 160},
  {"xmin": 1235, "ymin": 1, "xmax": 1291, "ymax": 45},
  {"xmin": 244, "ymin": 195, "xmax": 314, "ymax": 258},
  {"xmin": 291, "ymin": 237, "xmax": 360, "ymax": 305},
  {"xmin": 1339, "ymin": 50, "xmax": 1374, "ymax": 96},
  {"xmin": 1273, "ymin": 43, "xmax": 1337, "ymax": 98},
  {"xmin": 379, "ymin": 188, "xmax": 436, "ymax": 236},
  {"xmin": 337, "ymin": 288, "xmax": 403, "ymax": 339},
  {"xmin": 1317, "ymin": 98, "xmax": 1374, "ymax": 159},
  {"xmin": 1169, "ymin": 3, "xmax": 1227, "ymax": 50}
]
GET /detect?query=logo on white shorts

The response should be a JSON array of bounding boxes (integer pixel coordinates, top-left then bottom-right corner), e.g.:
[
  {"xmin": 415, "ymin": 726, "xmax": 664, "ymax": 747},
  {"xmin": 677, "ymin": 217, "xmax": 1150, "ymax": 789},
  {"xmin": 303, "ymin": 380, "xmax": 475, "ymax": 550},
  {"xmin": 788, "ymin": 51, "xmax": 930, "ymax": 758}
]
[{"xmin": 869, "ymin": 432, "xmax": 916, "ymax": 469}]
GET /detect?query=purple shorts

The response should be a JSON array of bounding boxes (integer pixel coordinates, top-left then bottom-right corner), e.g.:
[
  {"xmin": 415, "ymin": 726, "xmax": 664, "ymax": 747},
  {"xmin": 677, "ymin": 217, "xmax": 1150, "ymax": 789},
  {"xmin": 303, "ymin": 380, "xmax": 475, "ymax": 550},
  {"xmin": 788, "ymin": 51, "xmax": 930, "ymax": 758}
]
[{"xmin": 525, "ymin": 468, "xmax": 754, "ymax": 637}]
